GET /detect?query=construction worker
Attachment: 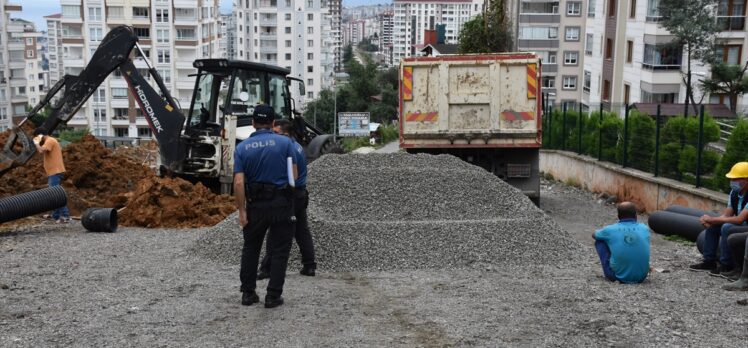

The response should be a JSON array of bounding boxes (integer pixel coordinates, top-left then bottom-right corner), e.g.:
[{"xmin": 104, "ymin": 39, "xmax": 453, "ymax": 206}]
[
  {"xmin": 724, "ymin": 239, "xmax": 748, "ymax": 291},
  {"xmin": 690, "ymin": 162, "xmax": 748, "ymax": 276},
  {"xmin": 233, "ymin": 104, "xmax": 297, "ymax": 308},
  {"xmin": 33, "ymin": 128, "xmax": 70, "ymax": 223},
  {"xmin": 592, "ymin": 202, "xmax": 650, "ymax": 284},
  {"xmin": 258, "ymin": 119, "xmax": 316, "ymax": 279}
]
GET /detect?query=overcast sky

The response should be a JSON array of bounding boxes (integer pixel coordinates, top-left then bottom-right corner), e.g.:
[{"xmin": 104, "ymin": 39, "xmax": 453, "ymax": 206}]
[{"xmin": 18, "ymin": 0, "xmax": 390, "ymax": 31}]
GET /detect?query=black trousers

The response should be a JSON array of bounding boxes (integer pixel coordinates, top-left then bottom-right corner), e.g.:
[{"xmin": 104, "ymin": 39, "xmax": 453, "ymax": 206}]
[
  {"xmin": 260, "ymin": 188, "xmax": 316, "ymax": 272},
  {"xmin": 728, "ymin": 231, "xmax": 748, "ymax": 268},
  {"xmin": 240, "ymin": 198, "xmax": 294, "ymax": 297}
]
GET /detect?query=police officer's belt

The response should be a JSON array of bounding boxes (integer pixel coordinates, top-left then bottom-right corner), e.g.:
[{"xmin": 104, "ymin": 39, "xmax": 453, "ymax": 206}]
[{"xmin": 246, "ymin": 183, "xmax": 293, "ymax": 202}]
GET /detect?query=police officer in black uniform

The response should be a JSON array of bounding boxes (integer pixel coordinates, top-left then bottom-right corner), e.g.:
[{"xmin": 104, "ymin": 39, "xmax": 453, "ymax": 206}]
[
  {"xmin": 258, "ymin": 119, "xmax": 317, "ymax": 279},
  {"xmin": 233, "ymin": 104, "xmax": 297, "ymax": 308}
]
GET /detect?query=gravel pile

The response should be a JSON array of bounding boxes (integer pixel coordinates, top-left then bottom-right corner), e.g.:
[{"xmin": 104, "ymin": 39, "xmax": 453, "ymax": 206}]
[{"xmin": 191, "ymin": 153, "xmax": 583, "ymax": 271}]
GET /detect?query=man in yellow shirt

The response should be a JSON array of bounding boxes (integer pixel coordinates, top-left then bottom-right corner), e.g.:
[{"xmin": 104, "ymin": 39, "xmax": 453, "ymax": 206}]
[{"xmin": 33, "ymin": 128, "xmax": 70, "ymax": 223}]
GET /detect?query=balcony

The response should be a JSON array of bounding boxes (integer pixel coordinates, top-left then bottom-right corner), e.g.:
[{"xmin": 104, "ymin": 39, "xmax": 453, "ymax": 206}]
[
  {"xmin": 174, "ymin": 15, "xmax": 197, "ymax": 25},
  {"xmin": 717, "ymin": 16, "xmax": 745, "ymax": 31},
  {"xmin": 6, "ymin": 39, "xmax": 24, "ymax": 51},
  {"xmin": 8, "ymin": 59, "xmax": 25, "ymax": 69},
  {"xmin": 518, "ymin": 13, "xmax": 560, "ymax": 24},
  {"xmin": 10, "ymin": 78, "xmax": 27, "ymax": 87},
  {"xmin": 176, "ymin": 59, "xmax": 194, "ymax": 69},
  {"xmin": 259, "ymin": 33, "xmax": 277, "ymax": 41},
  {"xmin": 259, "ymin": 17, "xmax": 277, "ymax": 26},
  {"xmin": 259, "ymin": 0, "xmax": 278, "ymax": 8}
]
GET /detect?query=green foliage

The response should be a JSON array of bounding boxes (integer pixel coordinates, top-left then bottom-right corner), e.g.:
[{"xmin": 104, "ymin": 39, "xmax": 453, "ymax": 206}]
[
  {"xmin": 701, "ymin": 63, "xmax": 748, "ymax": 112},
  {"xmin": 458, "ymin": 0, "xmax": 513, "ymax": 53},
  {"xmin": 58, "ymin": 128, "xmax": 90, "ymax": 143},
  {"xmin": 599, "ymin": 115, "xmax": 623, "ymax": 162},
  {"xmin": 343, "ymin": 44, "xmax": 353, "ymax": 64},
  {"xmin": 357, "ymin": 37, "xmax": 378, "ymax": 52},
  {"xmin": 713, "ymin": 119, "xmax": 748, "ymax": 191},
  {"xmin": 341, "ymin": 137, "xmax": 371, "ymax": 152},
  {"xmin": 626, "ymin": 111, "xmax": 656, "ymax": 171},
  {"xmin": 379, "ymin": 124, "xmax": 399, "ymax": 144},
  {"xmin": 659, "ymin": 143, "xmax": 683, "ymax": 177},
  {"xmin": 664, "ymin": 234, "xmax": 696, "ymax": 246},
  {"xmin": 27, "ymin": 105, "xmax": 52, "ymax": 129},
  {"xmin": 661, "ymin": 117, "xmax": 688, "ymax": 144}
]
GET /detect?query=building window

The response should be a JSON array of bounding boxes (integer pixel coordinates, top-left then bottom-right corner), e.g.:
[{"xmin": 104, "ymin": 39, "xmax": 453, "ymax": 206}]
[
  {"xmin": 285, "ymin": 13, "xmax": 292, "ymax": 20},
  {"xmin": 285, "ymin": 27, "xmax": 291, "ymax": 34},
  {"xmin": 134, "ymin": 27, "xmax": 150, "ymax": 39},
  {"xmin": 157, "ymin": 49, "xmax": 171, "ymax": 63},
  {"xmin": 285, "ymin": 53, "xmax": 292, "ymax": 60},
  {"xmin": 285, "ymin": 40, "xmax": 292, "ymax": 47},
  {"xmin": 157, "ymin": 29, "xmax": 170, "ymax": 43},
  {"xmin": 588, "ymin": 0, "xmax": 596, "ymax": 17},
  {"xmin": 642, "ymin": 44, "xmax": 682, "ymax": 69},
  {"xmin": 93, "ymin": 108, "xmax": 106, "ymax": 122},
  {"xmin": 585, "ymin": 34, "xmax": 594, "ymax": 55},
  {"xmin": 62, "ymin": 5, "xmax": 81, "ymax": 19},
  {"xmin": 629, "ymin": 0, "xmax": 636, "ymax": 18},
  {"xmin": 156, "ymin": 9, "xmax": 170, "ymax": 23},
  {"xmin": 112, "ymin": 88, "xmax": 128, "ymax": 99},
  {"xmin": 88, "ymin": 7, "xmax": 102, "ymax": 21},
  {"xmin": 308, "ymin": 0, "xmax": 314, "ymax": 7},
  {"xmin": 307, "ymin": 78, "xmax": 314, "ymax": 86},
  {"xmin": 563, "ymin": 51, "xmax": 579, "ymax": 65},
  {"xmin": 108, "ymin": 6, "xmax": 124, "ymax": 19},
  {"xmin": 608, "ymin": 0, "xmax": 616, "ymax": 17},
  {"xmin": 626, "ymin": 40, "xmax": 633, "ymax": 63},
  {"xmin": 308, "ymin": 13, "xmax": 314, "ymax": 20},
  {"xmin": 603, "ymin": 80, "xmax": 611, "ymax": 100},
  {"xmin": 176, "ymin": 28, "xmax": 196, "ymax": 40},
  {"xmin": 307, "ymin": 53, "xmax": 314, "ymax": 60},
  {"xmin": 26, "ymin": 50, "xmax": 34, "ymax": 58},
  {"xmin": 565, "ymin": 27, "xmax": 580, "ymax": 41},
  {"xmin": 567, "ymin": 2, "xmax": 582, "ymax": 15},
  {"xmin": 583, "ymin": 71, "xmax": 591, "ymax": 92},
  {"xmin": 605, "ymin": 38, "xmax": 613, "ymax": 59},
  {"xmin": 624, "ymin": 84, "xmax": 631, "ymax": 104},
  {"xmin": 307, "ymin": 65, "xmax": 313, "ymax": 72},
  {"xmin": 519, "ymin": 27, "xmax": 558, "ymax": 40},
  {"xmin": 715, "ymin": 45, "xmax": 742, "ymax": 65},
  {"xmin": 562, "ymin": 76, "xmax": 577, "ymax": 90},
  {"xmin": 133, "ymin": 7, "xmax": 149, "ymax": 19},
  {"xmin": 158, "ymin": 69, "xmax": 171, "ymax": 83},
  {"xmin": 89, "ymin": 27, "xmax": 103, "ymax": 42},
  {"xmin": 647, "ymin": 0, "xmax": 661, "ymax": 21},
  {"xmin": 642, "ymin": 90, "xmax": 678, "ymax": 103},
  {"xmin": 307, "ymin": 27, "xmax": 314, "ymax": 34},
  {"xmin": 542, "ymin": 76, "xmax": 555, "ymax": 88},
  {"xmin": 93, "ymin": 89, "xmax": 106, "ymax": 103},
  {"xmin": 308, "ymin": 40, "xmax": 314, "ymax": 47},
  {"xmin": 307, "ymin": 91, "xmax": 314, "ymax": 99},
  {"xmin": 717, "ymin": 0, "xmax": 747, "ymax": 31}
]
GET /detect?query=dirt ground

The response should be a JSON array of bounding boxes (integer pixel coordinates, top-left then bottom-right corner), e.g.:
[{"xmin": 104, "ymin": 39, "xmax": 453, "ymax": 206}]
[{"xmin": 0, "ymin": 180, "xmax": 746, "ymax": 347}]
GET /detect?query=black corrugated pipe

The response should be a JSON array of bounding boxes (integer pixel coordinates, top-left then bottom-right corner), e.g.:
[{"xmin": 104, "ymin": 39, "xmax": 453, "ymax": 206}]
[
  {"xmin": 0, "ymin": 186, "xmax": 67, "ymax": 223},
  {"xmin": 648, "ymin": 210, "xmax": 705, "ymax": 242}
]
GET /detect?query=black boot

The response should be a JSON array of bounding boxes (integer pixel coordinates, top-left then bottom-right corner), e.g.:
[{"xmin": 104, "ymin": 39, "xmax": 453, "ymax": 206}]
[
  {"xmin": 242, "ymin": 290, "xmax": 259, "ymax": 306},
  {"xmin": 723, "ymin": 257, "xmax": 748, "ymax": 291},
  {"xmin": 264, "ymin": 294, "xmax": 284, "ymax": 308},
  {"xmin": 300, "ymin": 267, "xmax": 316, "ymax": 277}
]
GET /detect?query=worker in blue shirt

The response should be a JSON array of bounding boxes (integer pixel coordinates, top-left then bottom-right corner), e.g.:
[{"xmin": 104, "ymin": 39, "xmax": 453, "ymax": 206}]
[
  {"xmin": 690, "ymin": 162, "xmax": 748, "ymax": 276},
  {"xmin": 233, "ymin": 104, "xmax": 297, "ymax": 308},
  {"xmin": 258, "ymin": 119, "xmax": 317, "ymax": 279},
  {"xmin": 593, "ymin": 202, "xmax": 651, "ymax": 284}
]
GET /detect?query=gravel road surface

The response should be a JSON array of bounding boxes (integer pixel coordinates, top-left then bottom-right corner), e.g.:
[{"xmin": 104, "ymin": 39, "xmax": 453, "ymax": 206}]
[{"xmin": 1, "ymin": 178, "xmax": 746, "ymax": 347}]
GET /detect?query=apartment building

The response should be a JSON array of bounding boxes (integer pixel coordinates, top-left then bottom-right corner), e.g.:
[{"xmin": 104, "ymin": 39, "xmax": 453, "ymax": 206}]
[
  {"xmin": 59, "ymin": 0, "xmax": 221, "ymax": 138},
  {"xmin": 344, "ymin": 19, "xmax": 367, "ymax": 47},
  {"xmin": 379, "ymin": 11, "xmax": 394, "ymax": 66},
  {"xmin": 0, "ymin": 2, "xmax": 39, "ymax": 131},
  {"xmin": 512, "ymin": 0, "xmax": 587, "ymax": 108},
  {"xmin": 392, "ymin": 0, "xmax": 485, "ymax": 64},
  {"xmin": 45, "ymin": 14, "xmax": 64, "ymax": 89},
  {"xmin": 220, "ymin": 13, "xmax": 236, "ymax": 59},
  {"xmin": 234, "ymin": 0, "xmax": 336, "ymax": 102},
  {"xmin": 581, "ymin": 0, "xmax": 747, "ymax": 114},
  {"xmin": 328, "ymin": 0, "xmax": 342, "ymax": 72}
]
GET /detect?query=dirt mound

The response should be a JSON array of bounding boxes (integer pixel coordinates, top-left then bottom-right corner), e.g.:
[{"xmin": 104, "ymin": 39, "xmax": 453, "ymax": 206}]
[
  {"xmin": 0, "ymin": 134, "xmax": 155, "ymax": 216},
  {"xmin": 118, "ymin": 176, "xmax": 235, "ymax": 228}
]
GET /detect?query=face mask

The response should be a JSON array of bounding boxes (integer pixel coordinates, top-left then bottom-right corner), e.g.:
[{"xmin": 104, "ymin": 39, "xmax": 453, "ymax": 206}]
[{"xmin": 730, "ymin": 180, "xmax": 743, "ymax": 192}]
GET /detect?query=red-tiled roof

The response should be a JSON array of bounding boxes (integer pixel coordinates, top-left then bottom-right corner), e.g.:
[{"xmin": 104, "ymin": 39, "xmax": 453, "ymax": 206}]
[{"xmin": 44, "ymin": 13, "xmax": 62, "ymax": 19}]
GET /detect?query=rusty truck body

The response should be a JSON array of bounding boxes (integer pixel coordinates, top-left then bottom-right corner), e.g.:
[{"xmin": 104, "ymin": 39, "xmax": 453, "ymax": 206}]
[{"xmin": 399, "ymin": 53, "xmax": 542, "ymax": 204}]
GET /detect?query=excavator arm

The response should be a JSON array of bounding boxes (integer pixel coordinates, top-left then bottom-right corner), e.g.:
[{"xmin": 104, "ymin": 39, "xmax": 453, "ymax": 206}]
[{"xmin": 0, "ymin": 26, "xmax": 185, "ymax": 177}]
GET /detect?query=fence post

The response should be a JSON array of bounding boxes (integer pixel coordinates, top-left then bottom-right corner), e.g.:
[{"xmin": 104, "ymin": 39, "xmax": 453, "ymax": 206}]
[
  {"xmin": 696, "ymin": 104, "xmax": 705, "ymax": 188},
  {"xmin": 623, "ymin": 104, "xmax": 630, "ymax": 168},
  {"xmin": 577, "ymin": 103, "xmax": 583, "ymax": 154},
  {"xmin": 654, "ymin": 104, "xmax": 661, "ymax": 177},
  {"xmin": 562, "ymin": 103, "xmax": 568, "ymax": 150},
  {"xmin": 598, "ymin": 103, "xmax": 603, "ymax": 160}
]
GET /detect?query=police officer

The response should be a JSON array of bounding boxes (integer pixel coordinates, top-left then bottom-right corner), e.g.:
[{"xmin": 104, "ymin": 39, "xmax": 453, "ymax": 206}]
[
  {"xmin": 234, "ymin": 104, "xmax": 297, "ymax": 308},
  {"xmin": 258, "ymin": 119, "xmax": 317, "ymax": 279}
]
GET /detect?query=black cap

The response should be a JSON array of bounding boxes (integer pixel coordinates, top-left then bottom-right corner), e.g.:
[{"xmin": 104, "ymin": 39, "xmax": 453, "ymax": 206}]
[{"xmin": 252, "ymin": 104, "xmax": 275, "ymax": 124}]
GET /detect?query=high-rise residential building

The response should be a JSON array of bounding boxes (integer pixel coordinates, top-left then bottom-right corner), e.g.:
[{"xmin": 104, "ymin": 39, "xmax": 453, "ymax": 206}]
[
  {"xmin": 581, "ymin": 0, "xmax": 722, "ymax": 114},
  {"xmin": 45, "ymin": 14, "xmax": 64, "ymax": 89},
  {"xmin": 344, "ymin": 19, "xmax": 367, "ymax": 47},
  {"xmin": 379, "ymin": 11, "xmax": 394, "ymax": 66},
  {"xmin": 235, "ymin": 0, "xmax": 335, "ymax": 103},
  {"xmin": 392, "ymin": 0, "xmax": 485, "ymax": 64},
  {"xmin": 15, "ymin": 19, "xmax": 46, "ymax": 107},
  {"xmin": 220, "ymin": 13, "xmax": 236, "ymax": 59},
  {"xmin": 328, "ymin": 0, "xmax": 342, "ymax": 72},
  {"xmin": 59, "ymin": 0, "xmax": 221, "ymax": 138},
  {"xmin": 0, "ymin": 1, "xmax": 39, "ymax": 131},
  {"xmin": 514, "ymin": 0, "xmax": 587, "ymax": 108}
]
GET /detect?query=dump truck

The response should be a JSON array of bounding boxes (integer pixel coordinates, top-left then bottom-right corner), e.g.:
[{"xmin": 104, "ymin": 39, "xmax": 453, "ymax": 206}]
[{"xmin": 399, "ymin": 53, "xmax": 542, "ymax": 204}]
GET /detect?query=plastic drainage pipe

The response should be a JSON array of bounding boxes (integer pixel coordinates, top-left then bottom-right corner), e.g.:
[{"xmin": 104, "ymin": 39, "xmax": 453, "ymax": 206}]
[
  {"xmin": 0, "ymin": 186, "xmax": 67, "ymax": 224},
  {"xmin": 648, "ymin": 210, "xmax": 705, "ymax": 242},
  {"xmin": 81, "ymin": 208, "xmax": 118, "ymax": 233},
  {"xmin": 665, "ymin": 205, "xmax": 719, "ymax": 218}
]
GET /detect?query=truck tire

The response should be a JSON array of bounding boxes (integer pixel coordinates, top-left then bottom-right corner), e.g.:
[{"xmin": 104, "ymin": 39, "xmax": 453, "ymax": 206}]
[{"xmin": 305, "ymin": 134, "xmax": 343, "ymax": 162}]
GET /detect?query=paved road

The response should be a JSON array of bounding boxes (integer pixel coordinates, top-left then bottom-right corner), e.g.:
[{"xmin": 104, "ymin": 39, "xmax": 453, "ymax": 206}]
[{"xmin": 374, "ymin": 140, "xmax": 400, "ymax": 154}]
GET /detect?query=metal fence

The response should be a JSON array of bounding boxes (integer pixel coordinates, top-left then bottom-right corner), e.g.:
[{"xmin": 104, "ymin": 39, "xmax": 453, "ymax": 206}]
[{"xmin": 541, "ymin": 101, "xmax": 736, "ymax": 192}]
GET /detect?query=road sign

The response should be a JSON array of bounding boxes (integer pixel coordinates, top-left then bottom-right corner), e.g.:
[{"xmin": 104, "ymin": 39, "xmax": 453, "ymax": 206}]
[{"xmin": 338, "ymin": 112, "xmax": 370, "ymax": 137}]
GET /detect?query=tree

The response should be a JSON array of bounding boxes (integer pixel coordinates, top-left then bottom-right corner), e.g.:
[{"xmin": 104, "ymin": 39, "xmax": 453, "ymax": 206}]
[
  {"xmin": 701, "ymin": 62, "xmax": 748, "ymax": 112},
  {"xmin": 458, "ymin": 0, "xmax": 513, "ymax": 53},
  {"xmin": 658, "ymin": 0, "xmax": 720, "ymax": 116},
  {"xmin": 343, "ymin": 44, "xmax": 353, "ymax": 65}
]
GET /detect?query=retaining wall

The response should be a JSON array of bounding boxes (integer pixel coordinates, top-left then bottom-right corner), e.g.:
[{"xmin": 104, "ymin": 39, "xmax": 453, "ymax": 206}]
[{"xmin": 540, "ymin": 150, "xmax": 727, "ymax": 213}]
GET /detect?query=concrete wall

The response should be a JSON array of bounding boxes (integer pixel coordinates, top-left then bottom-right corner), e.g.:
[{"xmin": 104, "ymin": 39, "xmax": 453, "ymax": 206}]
[{"xmin": 540, "ymin": 150, "xmax": 727, "ymax": 213}]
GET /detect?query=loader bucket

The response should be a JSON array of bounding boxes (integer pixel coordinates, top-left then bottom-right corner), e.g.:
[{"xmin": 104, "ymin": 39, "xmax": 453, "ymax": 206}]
[{"xmin": 0, "ymin": 126, "xmax": 36, "ymax": 177}]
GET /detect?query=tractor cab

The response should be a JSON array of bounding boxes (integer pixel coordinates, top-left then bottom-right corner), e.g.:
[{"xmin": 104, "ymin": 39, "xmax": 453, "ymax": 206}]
[{"xmin": 186, "ymin": 59, "xmax": 294, "ymax": 141}]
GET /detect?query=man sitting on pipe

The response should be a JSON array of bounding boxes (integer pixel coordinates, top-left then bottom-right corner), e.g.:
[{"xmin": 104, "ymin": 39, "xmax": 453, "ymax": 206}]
[
  {"xmin": 690, "ymin": 162, "xmax": 748, "ymax": 276},
  {"xmin": 724, "ymin": 236, "xmax": 748, "ymax": 291},
  {"xmin": 593, "ymin": 202, "xmax": 651, "ymax": 284}
]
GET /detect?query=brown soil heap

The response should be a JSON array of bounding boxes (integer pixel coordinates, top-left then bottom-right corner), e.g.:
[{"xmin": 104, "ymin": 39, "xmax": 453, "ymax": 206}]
[
  {"xmin": 1, "ymin": 131, "xmax": 236, "ymax": 228},
  {"xmin": 118, "ymin": 176, "xmax": 235, "ymax": 228}
]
